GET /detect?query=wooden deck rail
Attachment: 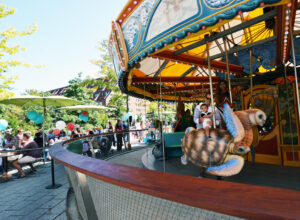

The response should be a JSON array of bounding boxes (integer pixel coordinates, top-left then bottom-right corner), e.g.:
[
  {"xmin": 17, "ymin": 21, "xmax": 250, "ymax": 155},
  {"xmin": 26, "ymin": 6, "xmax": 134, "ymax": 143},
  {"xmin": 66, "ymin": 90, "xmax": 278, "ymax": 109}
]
[{"xmin": 50, "ymin": 142, "xmax": 300, "ymax": 219}]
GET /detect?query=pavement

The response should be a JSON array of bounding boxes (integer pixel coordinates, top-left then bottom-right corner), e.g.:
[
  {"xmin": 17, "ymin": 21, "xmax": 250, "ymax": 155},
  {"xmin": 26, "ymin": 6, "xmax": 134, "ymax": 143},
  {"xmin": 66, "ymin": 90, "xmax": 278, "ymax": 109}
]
[
  {"xmin": 0, "ymin": 161, "xmax": 69, "ymax": 220},
  {"xmin": 0, "ymin": 142, "xmax": 151, "ymax": 220}
]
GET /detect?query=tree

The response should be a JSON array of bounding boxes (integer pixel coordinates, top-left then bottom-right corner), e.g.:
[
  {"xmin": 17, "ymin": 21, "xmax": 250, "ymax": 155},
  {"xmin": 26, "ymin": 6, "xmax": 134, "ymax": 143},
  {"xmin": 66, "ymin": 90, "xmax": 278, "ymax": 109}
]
[
  {"xmin": 90, "ymin": 40, "xmax": 127, "ymax": 119},
  {"xmin": 64, "ymin": 73, "xmax": 93, "ymax": 102},
  {"xmin": 63, "ymin": 73, "xmax": 108, "ymax": 129},
  {"xmin": 0, "ymin": 3, "xmax": 40, "ymax": 99}
]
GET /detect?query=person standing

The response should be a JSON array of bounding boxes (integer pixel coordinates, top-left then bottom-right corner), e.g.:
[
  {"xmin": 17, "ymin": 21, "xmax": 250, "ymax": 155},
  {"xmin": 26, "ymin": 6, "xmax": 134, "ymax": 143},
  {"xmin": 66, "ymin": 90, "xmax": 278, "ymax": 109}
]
[
  {"xmin": 115, "ymin": 120, "xmax": 123, "ymax": 151},
  {"xmin": 107, "ymin": 121, "xmax": 115, "ymax": 147}
]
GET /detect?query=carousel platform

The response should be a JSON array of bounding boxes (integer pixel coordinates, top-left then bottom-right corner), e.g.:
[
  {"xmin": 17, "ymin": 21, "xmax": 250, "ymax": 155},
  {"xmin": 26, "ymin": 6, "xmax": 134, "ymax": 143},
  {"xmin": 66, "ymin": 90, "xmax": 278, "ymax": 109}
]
[{"xmin": 141, "ymin": 148, "xmax": 300, "ymax": 191}]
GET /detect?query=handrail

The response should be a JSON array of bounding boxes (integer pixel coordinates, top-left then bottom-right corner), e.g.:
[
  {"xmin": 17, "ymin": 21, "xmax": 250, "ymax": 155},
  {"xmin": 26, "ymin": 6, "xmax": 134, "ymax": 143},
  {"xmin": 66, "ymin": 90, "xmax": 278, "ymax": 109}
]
[
  {"xmin": 0, "ymin": 146, "xmax": 50, "ymax": 153},
  {"xmin": 50, "ymin": 141, "xmax": 300, "ymax": 219},
  {"xmin": 62, "ymin": 129, "xmax": 149, "ymax": 145}
]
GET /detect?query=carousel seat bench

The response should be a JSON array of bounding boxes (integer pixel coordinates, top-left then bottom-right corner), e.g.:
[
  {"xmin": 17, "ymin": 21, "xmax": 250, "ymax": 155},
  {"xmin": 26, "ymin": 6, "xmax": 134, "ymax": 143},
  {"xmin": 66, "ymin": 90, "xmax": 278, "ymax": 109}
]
[{"xmin": 163, "ymin": 132, "xmax": 185, "ymax": 158}]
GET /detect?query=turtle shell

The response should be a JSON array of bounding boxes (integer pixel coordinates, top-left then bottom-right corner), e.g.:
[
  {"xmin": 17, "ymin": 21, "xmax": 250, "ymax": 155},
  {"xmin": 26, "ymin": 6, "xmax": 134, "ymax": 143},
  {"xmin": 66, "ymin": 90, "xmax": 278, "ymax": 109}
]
[{"xmin": 181, "ymin": 129, "xmax": 233, "ymax": 168}]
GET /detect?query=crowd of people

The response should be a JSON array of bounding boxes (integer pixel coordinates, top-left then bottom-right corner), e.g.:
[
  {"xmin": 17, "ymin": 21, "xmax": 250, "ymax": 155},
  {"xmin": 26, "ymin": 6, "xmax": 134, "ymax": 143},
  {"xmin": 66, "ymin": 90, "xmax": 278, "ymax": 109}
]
[{"xmin": 0, "ymin": 80, "xmax": 235, "ymax": 179}]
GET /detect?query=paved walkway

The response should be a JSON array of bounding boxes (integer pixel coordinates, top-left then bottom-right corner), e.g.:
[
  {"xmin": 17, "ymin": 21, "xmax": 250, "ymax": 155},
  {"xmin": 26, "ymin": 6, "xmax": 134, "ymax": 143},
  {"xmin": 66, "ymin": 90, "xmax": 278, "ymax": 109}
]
[
  {"xmin": 0, "ymin": 162, "xmax": 69, "ymax": 220},
  {"xmin": 0, "ymin": 143, "xmax": 150, "ymax": 220}
]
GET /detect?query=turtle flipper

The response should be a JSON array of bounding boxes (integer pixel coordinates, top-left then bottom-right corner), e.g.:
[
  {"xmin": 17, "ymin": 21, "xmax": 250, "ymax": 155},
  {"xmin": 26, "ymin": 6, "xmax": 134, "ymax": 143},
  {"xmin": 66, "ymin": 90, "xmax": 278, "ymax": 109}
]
[
  {"xmin": 206, "ymin": 155, "xmax": 244, "ymax": 177},
  {"xmin": 223, "ymin": 104, "xmax": 245, "ymax": 142}
]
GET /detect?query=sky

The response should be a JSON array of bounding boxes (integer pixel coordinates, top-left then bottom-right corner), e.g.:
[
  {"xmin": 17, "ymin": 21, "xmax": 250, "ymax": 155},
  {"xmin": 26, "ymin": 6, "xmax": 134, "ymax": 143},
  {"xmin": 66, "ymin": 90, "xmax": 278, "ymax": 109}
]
[{"xmin": 0, "ymin": 0, "xmax": 126, "ymax": 95}]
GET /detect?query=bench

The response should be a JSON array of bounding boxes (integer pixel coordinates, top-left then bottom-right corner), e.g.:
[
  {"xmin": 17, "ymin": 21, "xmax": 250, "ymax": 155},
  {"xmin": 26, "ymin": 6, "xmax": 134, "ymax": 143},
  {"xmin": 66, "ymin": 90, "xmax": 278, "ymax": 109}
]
[{"xmin": 163, "ymin": 132, "xmax": 185, "ymax": 158}]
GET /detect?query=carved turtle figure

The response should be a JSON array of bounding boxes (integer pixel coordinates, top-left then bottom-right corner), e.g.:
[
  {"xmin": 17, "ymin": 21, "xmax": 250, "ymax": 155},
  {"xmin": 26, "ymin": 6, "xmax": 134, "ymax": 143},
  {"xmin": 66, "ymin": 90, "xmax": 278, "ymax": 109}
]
[{"xmin": 181, "ymin": 104, "xmax": 266, "ymax": 177}]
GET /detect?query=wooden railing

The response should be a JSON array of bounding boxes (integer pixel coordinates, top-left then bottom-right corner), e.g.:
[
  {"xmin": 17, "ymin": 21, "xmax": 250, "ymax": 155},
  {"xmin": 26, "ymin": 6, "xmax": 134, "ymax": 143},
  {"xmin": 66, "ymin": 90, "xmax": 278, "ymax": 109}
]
[{"xmin": 50, "ymin": 138, "xmax": 300, "ymax": 219}]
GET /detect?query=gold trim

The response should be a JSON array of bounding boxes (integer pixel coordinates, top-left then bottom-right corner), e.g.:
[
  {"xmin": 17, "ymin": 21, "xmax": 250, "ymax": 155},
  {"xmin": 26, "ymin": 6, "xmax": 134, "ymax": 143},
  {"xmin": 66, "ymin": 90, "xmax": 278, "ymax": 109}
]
[{"xmin": 112, "ymin": 21, "xmax": 129, "ymax": 71}]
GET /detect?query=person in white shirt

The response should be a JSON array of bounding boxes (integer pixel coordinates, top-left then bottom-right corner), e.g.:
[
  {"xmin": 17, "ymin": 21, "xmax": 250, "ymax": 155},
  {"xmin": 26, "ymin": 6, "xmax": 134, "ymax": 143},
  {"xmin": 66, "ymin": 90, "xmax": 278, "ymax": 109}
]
[{"xmin": 193, "ymin": 93, "xmax": 221, "ymax": 129}]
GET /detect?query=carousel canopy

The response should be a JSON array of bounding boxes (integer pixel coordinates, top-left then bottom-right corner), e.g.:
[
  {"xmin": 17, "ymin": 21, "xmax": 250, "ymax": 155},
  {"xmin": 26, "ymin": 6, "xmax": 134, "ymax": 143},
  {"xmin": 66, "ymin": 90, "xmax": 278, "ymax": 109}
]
[{"xmin": 109, "ymin": 0, "xmax": 299, "ymax": 102}]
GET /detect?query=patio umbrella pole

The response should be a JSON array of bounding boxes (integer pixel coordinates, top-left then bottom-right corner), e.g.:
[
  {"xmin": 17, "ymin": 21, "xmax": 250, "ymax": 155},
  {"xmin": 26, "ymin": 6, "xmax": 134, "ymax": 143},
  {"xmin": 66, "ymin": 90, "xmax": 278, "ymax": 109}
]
[
  {"xmin": 42, "ymin": 98, "xmax": 46, "ymax": 163},
  {"xmin": 44, "ymin": 98, "xmax": 62, "ymax": 189}
]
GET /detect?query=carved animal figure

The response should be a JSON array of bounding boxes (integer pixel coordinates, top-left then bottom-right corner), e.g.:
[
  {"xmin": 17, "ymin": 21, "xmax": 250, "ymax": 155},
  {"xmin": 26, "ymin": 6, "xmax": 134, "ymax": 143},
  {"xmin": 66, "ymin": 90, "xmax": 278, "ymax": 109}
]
[{"xmin": 181, "ymin": 104, "xmax": 266, "ymax": 177}]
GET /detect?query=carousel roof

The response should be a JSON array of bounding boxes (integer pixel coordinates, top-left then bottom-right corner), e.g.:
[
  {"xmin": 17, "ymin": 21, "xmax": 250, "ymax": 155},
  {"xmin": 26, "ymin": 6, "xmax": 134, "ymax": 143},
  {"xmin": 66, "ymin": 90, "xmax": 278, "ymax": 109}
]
[{"xmin": 109, "ymin": 0, "xmax": 300, "ymax": 102}]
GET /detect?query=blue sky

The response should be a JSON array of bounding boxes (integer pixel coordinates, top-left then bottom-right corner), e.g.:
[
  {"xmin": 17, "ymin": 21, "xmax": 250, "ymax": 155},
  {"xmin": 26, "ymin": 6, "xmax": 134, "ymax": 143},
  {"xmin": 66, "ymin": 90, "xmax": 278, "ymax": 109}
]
[{"xmin": 0, "ymin": 0, "xmax": 125, "ymax": 94}]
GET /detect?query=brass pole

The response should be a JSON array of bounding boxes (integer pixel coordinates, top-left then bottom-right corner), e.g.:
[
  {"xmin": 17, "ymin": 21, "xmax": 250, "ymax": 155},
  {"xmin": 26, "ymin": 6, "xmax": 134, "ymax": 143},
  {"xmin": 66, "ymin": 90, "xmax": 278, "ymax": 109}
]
[
  {"xmin": 223, "ymin": 37, "xmax": 233, "ymax": 104},
  {"xmin": 206, "ymin": 41, "xmax": 216, "ymax": 128}
]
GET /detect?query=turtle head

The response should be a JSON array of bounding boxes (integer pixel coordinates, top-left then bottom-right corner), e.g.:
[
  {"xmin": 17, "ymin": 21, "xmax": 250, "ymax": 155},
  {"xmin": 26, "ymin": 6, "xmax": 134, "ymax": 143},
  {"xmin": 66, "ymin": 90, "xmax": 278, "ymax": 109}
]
[{"xmin": 228, "ymin": 142, "xmax": 250, "ymax": 155}]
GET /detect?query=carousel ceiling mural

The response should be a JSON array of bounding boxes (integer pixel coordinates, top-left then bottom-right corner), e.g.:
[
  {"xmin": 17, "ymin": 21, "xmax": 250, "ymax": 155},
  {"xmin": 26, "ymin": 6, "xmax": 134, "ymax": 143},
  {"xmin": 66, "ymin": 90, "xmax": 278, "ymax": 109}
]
[{"xmin": 109, "ymin": 0, "xmax": 300, "ymax": 102}]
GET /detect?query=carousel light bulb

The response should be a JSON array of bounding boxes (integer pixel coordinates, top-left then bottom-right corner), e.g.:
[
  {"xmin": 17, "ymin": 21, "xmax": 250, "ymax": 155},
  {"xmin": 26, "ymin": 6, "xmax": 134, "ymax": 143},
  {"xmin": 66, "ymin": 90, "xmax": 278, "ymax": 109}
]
[
  {"xmin": 285, "ymin": 27, "xmax": 289, "ymax": 31},
  {"xmin": 219, "ymin": 18, "xmax": 223, "ymax": 23},
  {"xmin": 202, "ymin": 26, "xmax": 206, "ymax": 30},
  {"xmin": 175, "ymin": 38, "xmax": 178, "ymax": 42},
  {"xmin": 286, "ymin": 16, "xmax": 289, "ymax": 20},
  {"xmin": 128, "ymin": 8, "xmax": 131, "ymax": 11},
  {"xmin": 119, "ymin": 19, "xmax": 122, "ymax": 23},
  {"xmin": 123, "ymin": 14, "xmax": 126, "ymax": 17},
  {"xmin": 286, "ymin": 21, "xmax": 289, "ymax": 25},
  {"xmin": 238, "ymin": 10, "xmax": 243, "ymax": 15},
  {"xmin": 260, "ymin": 2, "xmax": 264, "ymax": 7},
  {"xmin": 164, "ymin": 43, "xmax": 167, "ymax": 47},
  {"xmin": 155, "ymin": 48, "xmax": 158, "ymax": 52},
  {"xmin": 133, "ymin": 1, "xmax": 138, "ymax": 4},
  {"xmin": 287, "ymin": 2, "xmax": 292, "ymax": 7},
  {"xmin": 285, "ymin": 31, "xmax": 289, "ymax": 35},
  {"xmin": 284, "ymin": 39, "xmax": 288, "ymax": 43},
  {"xmin": 187, "ymin": 32, "xmax": 191, "ymax": 36}
]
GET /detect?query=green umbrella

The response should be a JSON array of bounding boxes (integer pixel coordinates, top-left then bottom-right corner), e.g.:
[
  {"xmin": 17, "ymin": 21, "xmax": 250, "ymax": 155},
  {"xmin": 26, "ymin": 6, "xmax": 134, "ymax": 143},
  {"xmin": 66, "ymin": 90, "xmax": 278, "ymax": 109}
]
[
  {"xmin": 0, "ymin": 95, "xmax": 83, "ymax": 137},
  {"xmin": 0, "ymin": 95, "xmax": 83, "ymax": 107},
  {"xmin": 59, "ymin": 105, "xmax": 109, "ymax": 111},
  {"xmin": 0, "ymin": 95, "xmax": 83, "ymax": 189}
]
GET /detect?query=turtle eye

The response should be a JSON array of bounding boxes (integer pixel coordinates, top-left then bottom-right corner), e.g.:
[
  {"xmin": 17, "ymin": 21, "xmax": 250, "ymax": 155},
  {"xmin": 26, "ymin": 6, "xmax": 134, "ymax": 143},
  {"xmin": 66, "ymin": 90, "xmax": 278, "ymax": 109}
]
[{"xmin": 258, "ymin": 114, "xmax": 263, "ymax": 119}]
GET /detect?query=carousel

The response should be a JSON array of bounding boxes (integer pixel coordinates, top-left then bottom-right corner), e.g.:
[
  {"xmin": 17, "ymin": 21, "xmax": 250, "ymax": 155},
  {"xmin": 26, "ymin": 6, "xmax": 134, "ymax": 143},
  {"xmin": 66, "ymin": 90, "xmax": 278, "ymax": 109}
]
[{"xmin": 109, "ymin": 0, "xmax": 300, "ymax": 178}]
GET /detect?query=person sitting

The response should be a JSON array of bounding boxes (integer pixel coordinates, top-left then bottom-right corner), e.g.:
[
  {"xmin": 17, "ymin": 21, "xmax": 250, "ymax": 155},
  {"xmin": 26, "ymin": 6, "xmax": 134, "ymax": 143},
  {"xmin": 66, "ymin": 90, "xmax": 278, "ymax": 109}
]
[
  {"xmin": 34, "ymin": 131, "xmax": 43, "ymax": 148},
  {"xmin": 181, "ymin": 109, "xmax": 196, "ymax": 130},
  {"xmin": 59, "ymin": 129, "xmax": 67, "ymax": 140},
  {"xmin": 194, "ymin": 93, "xmax": 222, "ymax": 129},
  {"xmin": 4, "ymin": 134, "xmax": 19, "ymax": 150},
  {"xmin": 12, "ymin": 132, "xmax": 42, "ymax": 178},
  {"xmin": 16, "ymin": 129, "xmax": 24, "ymax": 149},
  {"xmin": 200, "ymin": 104, "xmax": 213, "ymax": 137},
  {"xmin": 47, "ymin": 129, "xmax": 55, "ymax": 144},
  {"xmin": 174, "ymin": 99, "xmax": 186, "ymax": 132}
]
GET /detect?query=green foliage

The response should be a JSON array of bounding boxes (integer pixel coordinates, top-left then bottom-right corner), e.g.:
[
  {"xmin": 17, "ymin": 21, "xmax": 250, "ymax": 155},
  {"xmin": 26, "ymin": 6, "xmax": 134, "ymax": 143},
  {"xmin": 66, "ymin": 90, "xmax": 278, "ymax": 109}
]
[
  {"xmin": 89, "ymin": 40, "xmax": 127, "ymax": 119},
  {"xmin": 147, "ymin": 101, "xmax": 176, "ymax": 124},
  {"xmin": 64, "ymin": 73, "xmax": 93, "ymax": 102},
  {"xmin": 0, "ymin": 3, "xmax": 43, "ymax": 99}
]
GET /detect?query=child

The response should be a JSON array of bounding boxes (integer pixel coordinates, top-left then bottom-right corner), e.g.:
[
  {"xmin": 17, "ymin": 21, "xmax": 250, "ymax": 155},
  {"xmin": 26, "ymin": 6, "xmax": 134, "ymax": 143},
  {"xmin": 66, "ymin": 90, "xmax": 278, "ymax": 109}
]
[{"xmin": 200, "ymin": 103, "xmax": 213, "ymax": 137}]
